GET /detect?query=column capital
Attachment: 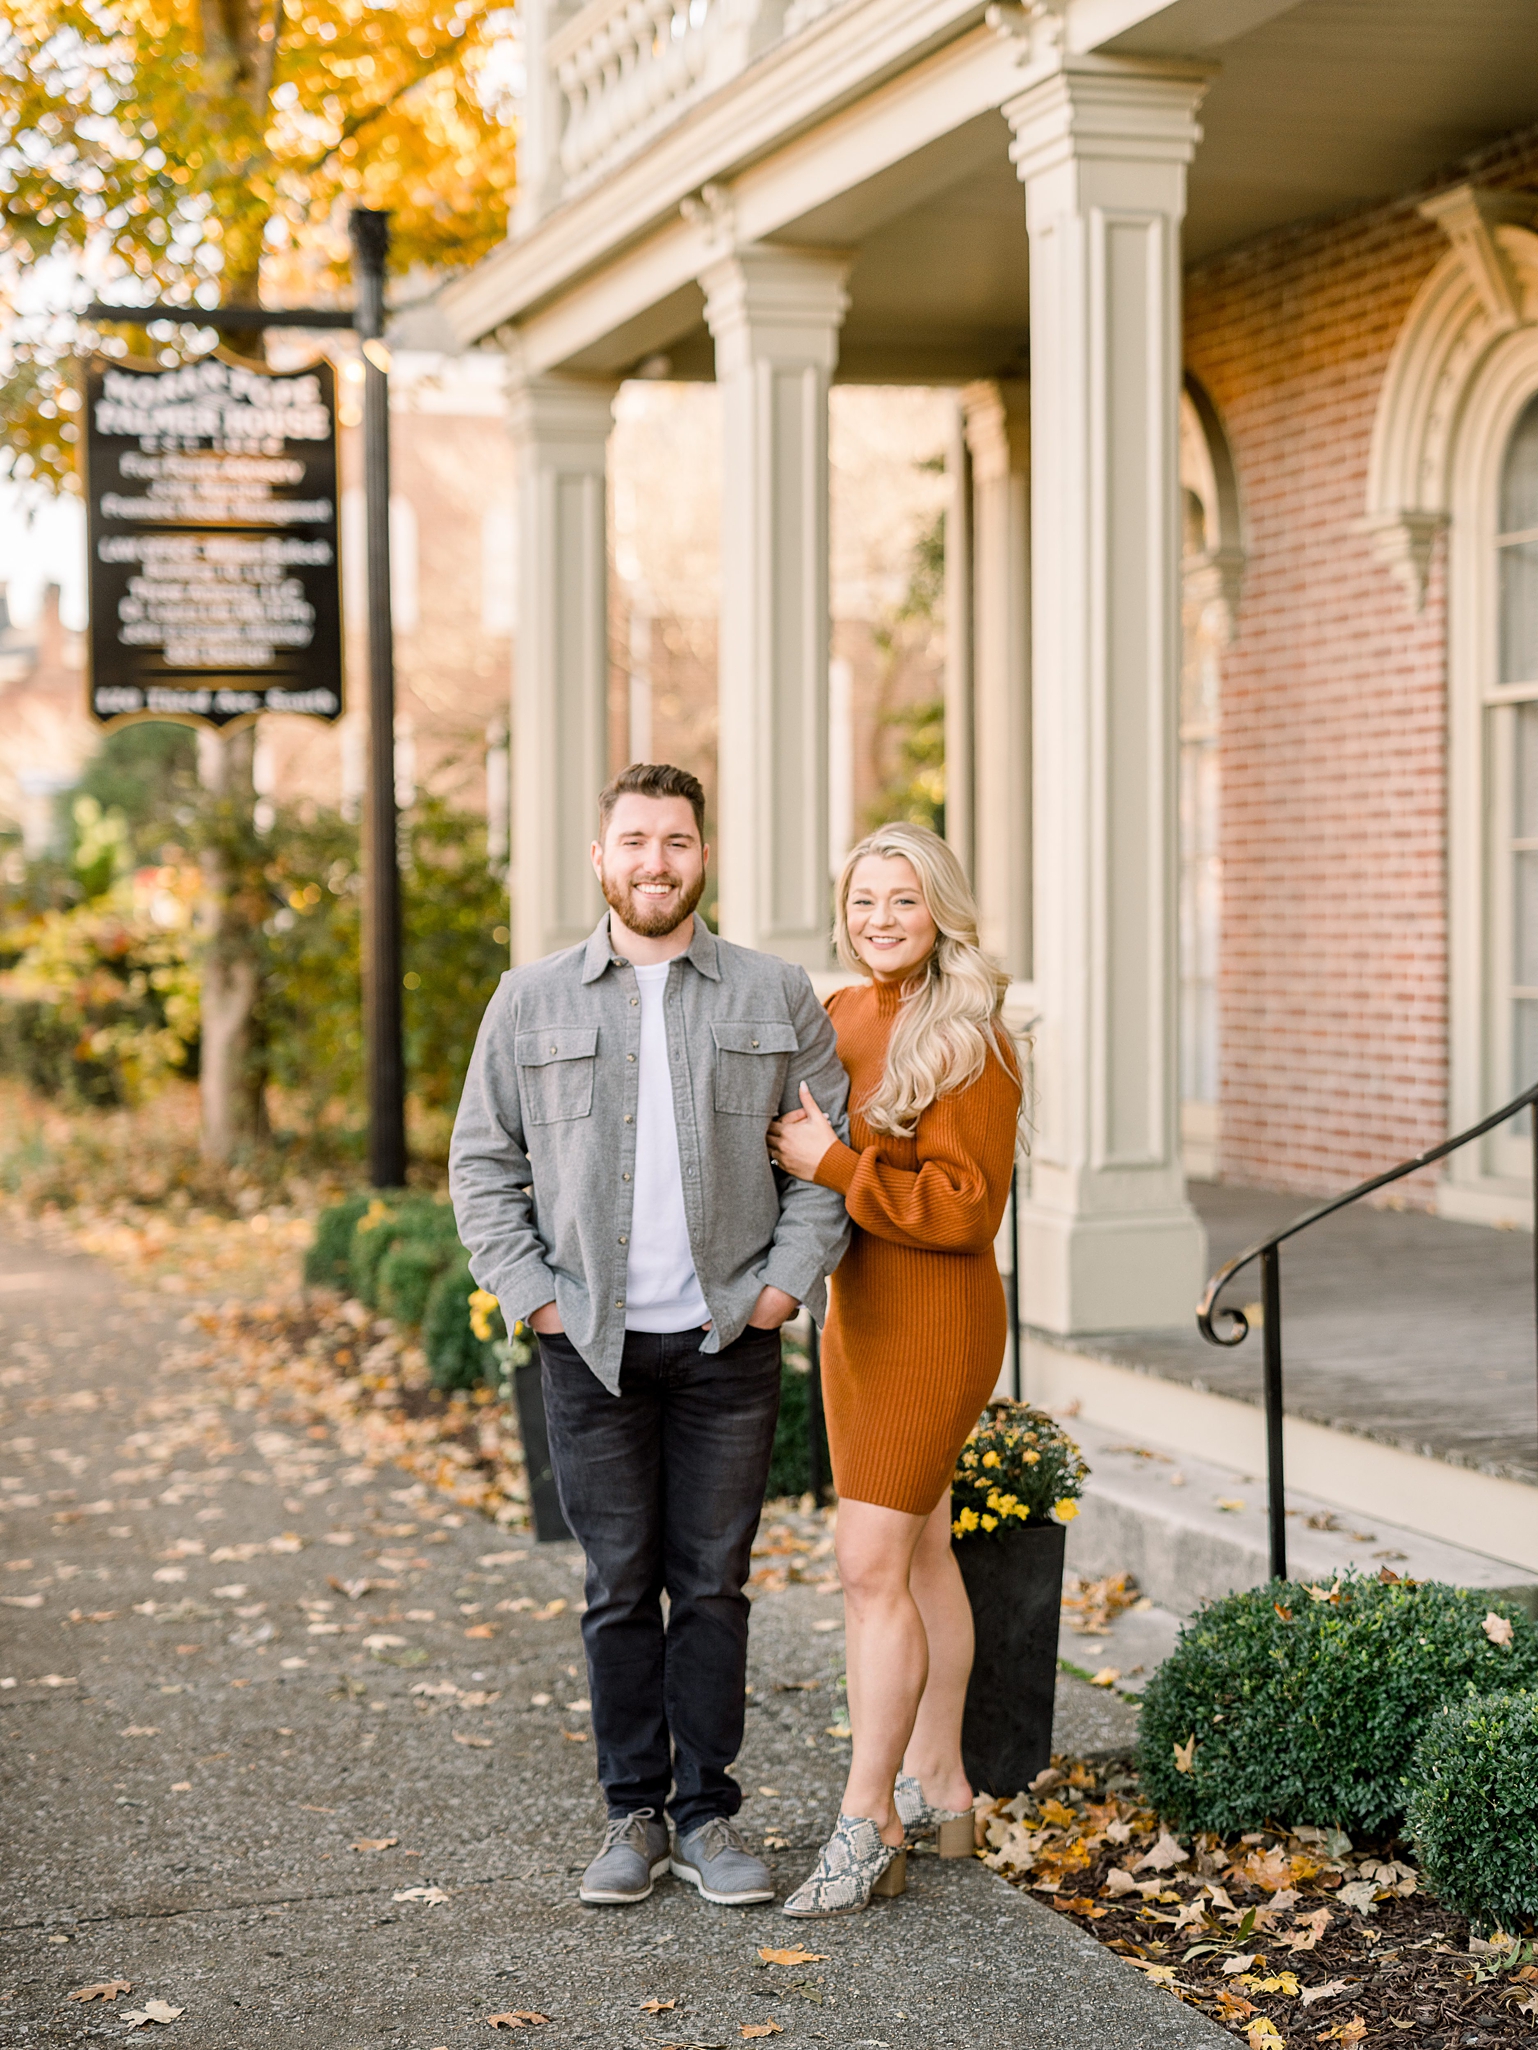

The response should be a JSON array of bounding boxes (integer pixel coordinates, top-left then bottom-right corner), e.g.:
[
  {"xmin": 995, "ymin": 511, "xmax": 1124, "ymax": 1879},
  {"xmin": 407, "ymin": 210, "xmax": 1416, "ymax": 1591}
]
[
  {"xmin": 1004, "ymin": 58, "xmax": 1212, "ymax": 223},
  {"xmin": 700, "ymin": 244, "xmax": 851, "ymax": 374},
  {"xmin": 505, "ymin": 369, "xmax": 618, "ymax": 457},
  {"xmin": 961, "ymin": 378, "xmax": 1030, "ymax": 485}
]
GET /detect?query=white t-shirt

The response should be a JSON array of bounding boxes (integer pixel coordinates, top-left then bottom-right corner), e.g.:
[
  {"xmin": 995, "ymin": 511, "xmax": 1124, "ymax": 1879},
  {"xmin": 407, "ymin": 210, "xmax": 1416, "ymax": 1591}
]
[{"xmin": 624, "ymin": 959, "xmax": 709, "ymax": 1332}]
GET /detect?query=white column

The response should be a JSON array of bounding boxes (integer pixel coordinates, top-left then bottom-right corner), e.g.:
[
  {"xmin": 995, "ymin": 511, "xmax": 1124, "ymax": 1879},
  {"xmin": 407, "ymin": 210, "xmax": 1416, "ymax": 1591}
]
[
  {"xmin": 702, "ymin": 246, "xmax": 850, "ymax": 968},
  {"xmin": 507, "ymin": 370, "xmax": 617, "ymax": 964},
  {"xmin": 943, "ymin": 398, "xmax": 975, "ymax": 882},
  {"xmin": 1006, "ymin": 60, "xmax": 1211, "ymax": 1333},
  {"xmin": 963, "ymin": 379, "xmax": 1031, "ymax": 981}
]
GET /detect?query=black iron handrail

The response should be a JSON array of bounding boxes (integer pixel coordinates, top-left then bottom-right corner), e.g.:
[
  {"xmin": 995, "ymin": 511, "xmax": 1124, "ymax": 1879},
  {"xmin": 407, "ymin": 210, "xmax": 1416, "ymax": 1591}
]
[{"xmin": 1196, "ymin": 1077, "xmax": 1538, "ymax": 1581}]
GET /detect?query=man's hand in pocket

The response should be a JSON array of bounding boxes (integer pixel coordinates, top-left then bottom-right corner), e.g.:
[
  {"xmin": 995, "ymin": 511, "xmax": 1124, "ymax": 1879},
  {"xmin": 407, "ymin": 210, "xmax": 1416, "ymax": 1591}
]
[
  {"xmin": 746, "ymin": 1285, "xmax": 798, "ymax": 1331},
  {"xmin": 529, "ymin": 1300, "xmax": 565, "ymax": 1336}
]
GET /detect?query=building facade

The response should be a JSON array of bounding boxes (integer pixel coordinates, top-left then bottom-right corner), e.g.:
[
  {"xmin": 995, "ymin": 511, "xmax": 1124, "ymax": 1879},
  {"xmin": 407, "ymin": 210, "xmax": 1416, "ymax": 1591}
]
[{"xmin": 435, "ymin": 0, "xmax": 1538, "ymax": 1333}]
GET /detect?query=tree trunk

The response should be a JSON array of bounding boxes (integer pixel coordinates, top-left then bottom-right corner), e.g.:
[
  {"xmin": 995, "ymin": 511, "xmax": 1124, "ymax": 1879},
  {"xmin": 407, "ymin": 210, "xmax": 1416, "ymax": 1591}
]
[{"xmin": 197, "ymin": 727, "xmax": 267, "ymax": 1164}]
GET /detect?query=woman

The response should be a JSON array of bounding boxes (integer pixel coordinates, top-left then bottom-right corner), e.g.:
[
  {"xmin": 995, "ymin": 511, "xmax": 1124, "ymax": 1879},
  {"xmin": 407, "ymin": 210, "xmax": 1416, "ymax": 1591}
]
[{"xmin": 767, "ymin": 822, "xmax": 1021, "ymax": 1917}]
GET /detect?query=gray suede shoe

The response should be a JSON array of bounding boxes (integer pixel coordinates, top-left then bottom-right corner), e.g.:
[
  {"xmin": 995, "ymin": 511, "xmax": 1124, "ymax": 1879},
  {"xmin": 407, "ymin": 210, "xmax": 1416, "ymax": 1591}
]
[
  {"xmin": 579, "ymin": 1808, "xmax": 671, "ymax": 1905},
  {"xmin": 670, "ymin": 1816, "xmax": 775, "ymax": 1905}
]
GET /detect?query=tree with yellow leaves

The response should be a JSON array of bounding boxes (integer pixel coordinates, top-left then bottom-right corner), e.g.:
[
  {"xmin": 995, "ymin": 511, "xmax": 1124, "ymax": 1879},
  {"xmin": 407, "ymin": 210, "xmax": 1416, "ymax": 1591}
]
[
  {"xmin": 0, "ymin": 0, "xmax": 518, "ymax": 486},
  {"xmin": 1, "ymin": 0, "xmax": 516, "ymax": 1161}
]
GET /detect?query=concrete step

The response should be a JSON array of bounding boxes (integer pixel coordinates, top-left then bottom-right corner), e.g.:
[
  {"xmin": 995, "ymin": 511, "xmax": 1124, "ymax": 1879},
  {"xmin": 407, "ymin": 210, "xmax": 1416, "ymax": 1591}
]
[
  {"xmin": 1025, "ymin": 1328, "xmax": 1538, "ymax": 1572},
  {"xmin": 1061, "ymin": 1412, "xmax": 1538, "ymax": 1623}
]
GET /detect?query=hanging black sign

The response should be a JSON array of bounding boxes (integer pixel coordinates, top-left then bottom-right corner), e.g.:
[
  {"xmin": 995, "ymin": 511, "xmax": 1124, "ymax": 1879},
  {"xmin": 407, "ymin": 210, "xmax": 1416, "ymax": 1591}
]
[{"xmin": 83, "ymin": 352, "xmax": 343, "ymax": 728}]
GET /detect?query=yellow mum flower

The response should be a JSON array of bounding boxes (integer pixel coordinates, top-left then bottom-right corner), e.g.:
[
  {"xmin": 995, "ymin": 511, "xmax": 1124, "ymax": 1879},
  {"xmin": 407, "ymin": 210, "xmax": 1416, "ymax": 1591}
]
[
  {"xmin": 982, "ymin": 1450, "xmax": 1002, "ymax": 1469},
  {"xmin": 980, "ymin": 1513, "xmax": 999, "ymax": 1532},
  {"xmin": 355, "ymin": 1197, "xmax": 392, "ymax": 1235},
  {"xmin": 954, "ymin": 1506, "xmax": 980, "ymax": 1534},
  {"xmin": 1022, "ymin": 1448, "xmax": 1040, "ymax": 1464},
  {"xmin": 1053, "ymin": 1498, "xmax": 1080, "ymax": 1523},
  {"xmin": 468, "ymin": 1288, "xmax": 499, "ymax": 1342}
]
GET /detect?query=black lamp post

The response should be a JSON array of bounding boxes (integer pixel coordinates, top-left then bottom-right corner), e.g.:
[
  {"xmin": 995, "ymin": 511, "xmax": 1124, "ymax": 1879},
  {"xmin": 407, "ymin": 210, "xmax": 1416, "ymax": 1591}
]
[{"xmin": 348, "ymin": 208, "xmax": 407, "ymax": 1190}]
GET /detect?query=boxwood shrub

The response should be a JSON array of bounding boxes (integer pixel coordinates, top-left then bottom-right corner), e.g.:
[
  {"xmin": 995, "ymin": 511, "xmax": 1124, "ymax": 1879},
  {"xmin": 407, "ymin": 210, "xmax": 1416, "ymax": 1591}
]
[
  {"xmin": 1408, "ymin": 1690, "xmax": 1538, "ymax": 1932},
  {"xmin": 1138, "ymin": 1573, "xmax": 1538, "ymax": 1834},
  {"xmin": 423, "ymin": 1257, "xmax": 504, "ymax": 1393},
  {"xmin": 303, "ymin": 1193, "xmax": 371, "ymax": 1290}
]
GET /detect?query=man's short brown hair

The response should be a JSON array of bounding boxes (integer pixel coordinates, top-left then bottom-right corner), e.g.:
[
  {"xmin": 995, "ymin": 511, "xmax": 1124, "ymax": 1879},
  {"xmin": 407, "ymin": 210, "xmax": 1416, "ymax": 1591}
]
[{"xmin": 598, "ymin": 762, "xmax": 706, "ymax": 841}]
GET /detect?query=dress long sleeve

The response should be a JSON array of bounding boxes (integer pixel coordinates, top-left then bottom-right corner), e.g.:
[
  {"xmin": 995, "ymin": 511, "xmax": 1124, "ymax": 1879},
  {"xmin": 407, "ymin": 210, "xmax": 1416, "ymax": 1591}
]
[{"xmin": 812, "ymin": 1050, "xmax": 1019, "ymax": 1254}]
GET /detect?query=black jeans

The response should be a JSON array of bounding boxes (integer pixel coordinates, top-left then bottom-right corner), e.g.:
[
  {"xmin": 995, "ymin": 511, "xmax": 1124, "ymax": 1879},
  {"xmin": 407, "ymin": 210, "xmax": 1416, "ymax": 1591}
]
[{"xmin": 538, "ymin": 1323, "xmax": 781, "ymax": 1835}]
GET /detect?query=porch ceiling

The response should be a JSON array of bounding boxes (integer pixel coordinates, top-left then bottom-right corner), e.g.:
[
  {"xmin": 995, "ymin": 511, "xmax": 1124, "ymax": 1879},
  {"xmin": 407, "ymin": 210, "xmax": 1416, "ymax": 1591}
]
[{"xmin": 446, "ymin": 0, "xmax": 1538, "ymax": 380}]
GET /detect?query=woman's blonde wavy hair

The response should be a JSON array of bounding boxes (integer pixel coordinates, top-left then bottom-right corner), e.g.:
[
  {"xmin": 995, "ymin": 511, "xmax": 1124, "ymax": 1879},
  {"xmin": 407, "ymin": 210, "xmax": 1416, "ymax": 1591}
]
[{"xmin": 834, "ymin": 821, "xmax": 1018, "ymax": 1138}]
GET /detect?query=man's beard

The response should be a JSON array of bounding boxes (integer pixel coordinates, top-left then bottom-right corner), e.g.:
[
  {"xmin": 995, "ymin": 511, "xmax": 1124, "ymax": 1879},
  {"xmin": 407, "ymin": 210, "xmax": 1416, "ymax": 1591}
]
[{"xmin": 601, "ymin": 866, "xmax": 706, "ymax": 939}]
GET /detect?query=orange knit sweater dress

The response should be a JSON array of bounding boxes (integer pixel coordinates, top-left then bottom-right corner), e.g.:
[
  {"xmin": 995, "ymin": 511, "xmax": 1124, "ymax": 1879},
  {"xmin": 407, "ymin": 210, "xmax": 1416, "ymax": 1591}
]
[{"xmin": 812, "ymin": 979, "xmax": 1022, "ymax": 1516}]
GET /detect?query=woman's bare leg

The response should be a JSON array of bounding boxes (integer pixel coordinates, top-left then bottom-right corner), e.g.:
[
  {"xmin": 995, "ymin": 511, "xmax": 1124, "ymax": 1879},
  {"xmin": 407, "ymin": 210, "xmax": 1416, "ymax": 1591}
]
[
  {"xmin": 834, "ymin": 1498, "xmax": 928, "ymax": 1845},
  {"xmin": 901, "ymin": 1490, "xmax": 974, "ymax": 1812}
]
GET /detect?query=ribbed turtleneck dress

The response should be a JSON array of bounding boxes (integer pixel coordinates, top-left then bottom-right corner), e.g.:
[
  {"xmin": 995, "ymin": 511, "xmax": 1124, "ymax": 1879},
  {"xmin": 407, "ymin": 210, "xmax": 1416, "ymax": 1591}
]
[{"xmin": 811, "ymin": 979, "xmax": 1022, "ymax": 1516}]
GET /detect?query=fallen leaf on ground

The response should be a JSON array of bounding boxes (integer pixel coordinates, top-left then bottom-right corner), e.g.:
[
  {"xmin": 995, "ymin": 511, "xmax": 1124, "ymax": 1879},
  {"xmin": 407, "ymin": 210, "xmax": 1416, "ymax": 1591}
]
[
  {"xmin": 1, "ymin": 1594, "xmax": 42, "ymax": 1608},
  {"xmin": 66, "ymin": 1981, "xmax": 132, "ymax": 2002},
  {"xmin": 1245, "ymin": 2021, "xmax": 1283, "ymax": 2049},
  {"xmin": 1171, "ymin": 1734, "xmax": 1196, "ymax": 1775},
  {"xmin": 486, "ymin": 2014, "xmax": 549, "ymax": 2029},
  {"xmin": 740, "ymin": 2026, "xmax": 782, "ymax": 2039},
  {"xmin": 464, "ymin": 1624, "xmax": 497, "ymax": 1639},
  {"xmin": 392, "ymin": 1886, "xmax": 449, "ymax": 1904},
  {"xmin": 1135, "ymin": 1831, "xmax": 1189, "ymax": 1873},
  {"xmin": 1300, "ymin": 1979, "xmax": 1353, "ymax": 2007},
  {"xmin": 1484, "ymin": 1610, "xmax": 1515, "ymax": 1646},
  {"xmin": 119, "ymin": 1726, "xmax": 159, "ymax": 1737},
  {"xmin": 641, "ymin": 1999, "xmax": 678, "ymax": 2012},
  {"xmin": 121, "ymin": 2000, "xmax": 183, "ymax": 2028},
  {"xmin": 362, "ymin": 1634, "xmax": 407, "ymax": 1651},
  {"xmin": 1222, "ymin": 1954, "xmax": 1260, "ymax": 1976},
  {"xmin": 453, "ymin": 1731, "xmax": 492, "ymax": 1748},
  {"xmin": 350, "ymin": 1837, "xmax": 398, "ymax": 1852},
  {"xmin": 1089, "ymin": 1667, "xmax": 1121, "ymax": 1688},
  {"xmin": 1317, "ymin": 2020, "xmax": 1366, "ymax": 2047},
  {"xmin": 758, "ymin": 1947, "xmax": 827, "ymax": 1966},
  {"xmin": 1335, "ymin": 1880, "xmax": 1379, "ymax": 1915},
  {"xmin": 1126, "ymin": 1961, "xmax": 1177, "ymax": 1986}
]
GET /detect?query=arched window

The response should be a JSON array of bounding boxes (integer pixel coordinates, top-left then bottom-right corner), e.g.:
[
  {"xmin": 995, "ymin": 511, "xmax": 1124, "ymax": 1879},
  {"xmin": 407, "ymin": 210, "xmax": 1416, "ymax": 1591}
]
[
  {"xmin": 1178, "ymin": 381, "xmax": 1244, "ymax": 1181},
  {"xmin": 1488, "ymin": 394, "xmax": 1538, "ymax": 1172}
]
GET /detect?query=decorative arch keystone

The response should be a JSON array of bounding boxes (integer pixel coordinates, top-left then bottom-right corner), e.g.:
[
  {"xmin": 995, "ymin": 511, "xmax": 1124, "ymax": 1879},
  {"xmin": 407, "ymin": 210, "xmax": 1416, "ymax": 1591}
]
[{"xmin": 1363, "ymin": 183, "xmax": 1538, "ymax": 610}]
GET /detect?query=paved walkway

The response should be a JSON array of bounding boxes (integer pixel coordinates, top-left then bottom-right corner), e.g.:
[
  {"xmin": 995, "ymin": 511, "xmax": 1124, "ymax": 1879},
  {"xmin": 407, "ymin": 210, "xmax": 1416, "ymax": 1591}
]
[
  {"xmin": 1051, "ymin": 1179, "xmax": 1538, "ymax": 1485},
  {"xmin": 0, "ymin": 1226, "xmax": 1223, "ymax": 2050}
]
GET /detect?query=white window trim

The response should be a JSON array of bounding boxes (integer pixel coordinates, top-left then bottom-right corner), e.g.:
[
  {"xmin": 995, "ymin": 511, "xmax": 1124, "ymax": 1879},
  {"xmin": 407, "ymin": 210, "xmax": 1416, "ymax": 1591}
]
[
  {"xmin": 1445, "ymin": 326, "xmax": 1538, "ymax": 1227},
  {"xmin": 1363, "ymin": 182, "xmax": 1538, "ymax": 1226}
]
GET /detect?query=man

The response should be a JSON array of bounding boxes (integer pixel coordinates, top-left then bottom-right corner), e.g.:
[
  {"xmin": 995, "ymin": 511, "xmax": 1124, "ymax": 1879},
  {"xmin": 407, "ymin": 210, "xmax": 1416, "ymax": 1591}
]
[{"xmin": 450, "ymin": 763, "xmax": 850, "ymax": 1908}]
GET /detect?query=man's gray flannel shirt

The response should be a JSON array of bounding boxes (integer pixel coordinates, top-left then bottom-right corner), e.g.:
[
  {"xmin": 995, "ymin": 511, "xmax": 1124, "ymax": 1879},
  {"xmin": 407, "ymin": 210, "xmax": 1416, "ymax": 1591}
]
[{"xmin": 448, "ymin": 915, "xmax": 852, "ymax": 1395}]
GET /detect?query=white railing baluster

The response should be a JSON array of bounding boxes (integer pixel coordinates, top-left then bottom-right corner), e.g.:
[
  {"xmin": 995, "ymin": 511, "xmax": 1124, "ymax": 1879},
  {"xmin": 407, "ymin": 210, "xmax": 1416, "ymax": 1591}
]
[{"xmin": 540, "ymin": 0, "xmax": 792, "ymax": 202}]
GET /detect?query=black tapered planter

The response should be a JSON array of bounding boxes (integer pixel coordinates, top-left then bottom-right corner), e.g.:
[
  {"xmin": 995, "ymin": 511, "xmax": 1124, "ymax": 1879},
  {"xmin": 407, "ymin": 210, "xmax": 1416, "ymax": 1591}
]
[
  {"xmin": 513, "ymin": 1358, "xmax": 572, "ymax": 1544},
  {"xmin": 955, "ymin": 1521, "xmax": 1066, "ymax": 1797}
]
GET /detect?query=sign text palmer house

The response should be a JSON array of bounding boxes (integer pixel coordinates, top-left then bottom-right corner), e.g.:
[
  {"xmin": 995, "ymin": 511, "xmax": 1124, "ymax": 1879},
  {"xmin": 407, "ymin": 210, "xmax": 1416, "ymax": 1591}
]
[{"xmin": 84, "ymin": 354, "xmax": 343, "ymax": 728}]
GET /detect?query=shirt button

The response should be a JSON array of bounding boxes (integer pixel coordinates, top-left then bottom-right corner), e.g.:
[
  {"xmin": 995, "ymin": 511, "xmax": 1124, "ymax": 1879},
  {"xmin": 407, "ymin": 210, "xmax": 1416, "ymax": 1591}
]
[
  {"xmin": 630, "ymin": 997, "xmax": 639, "ymax": 1007},
  {"xmin": 751, "ymin": 1038, "xmax": 759, "ymax": 1048},
  {"xmin": 622, "ymin": 1172, "xmax": 631, "ymax": 1182},
  {"xmin": 616, "ymin": 1297, "xmax": 625, "ymax": 1308},
  {"xmin": 627, "ymin": 1053, "xmax": 636, "ymax": 1062},
  {"xmin": 618, "ymin": 1235, "xmax": 628, "ymax": 1245},
  {"xmin": 624, "ymin": 1114, "xmax": 633, "ymax": 1124}
]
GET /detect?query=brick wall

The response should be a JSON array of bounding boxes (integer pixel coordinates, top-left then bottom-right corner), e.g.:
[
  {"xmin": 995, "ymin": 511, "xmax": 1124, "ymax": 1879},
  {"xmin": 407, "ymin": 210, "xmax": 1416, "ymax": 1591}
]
[{"xmin": 1184, "ymin": 126, "xmax": 1538, "ymax": 1199}]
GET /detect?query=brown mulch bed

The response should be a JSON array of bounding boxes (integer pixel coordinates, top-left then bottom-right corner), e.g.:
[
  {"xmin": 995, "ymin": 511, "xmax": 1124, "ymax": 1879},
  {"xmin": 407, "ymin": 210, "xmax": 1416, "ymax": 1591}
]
[{"xmin": 980, "ymin": 1758, "xmax": 1537, "ymax": 2047}]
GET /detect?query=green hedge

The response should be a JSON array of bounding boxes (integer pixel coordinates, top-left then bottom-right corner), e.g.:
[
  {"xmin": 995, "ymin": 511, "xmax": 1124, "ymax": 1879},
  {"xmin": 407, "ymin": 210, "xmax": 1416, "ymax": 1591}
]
[
  {"xmin": 767, "ymin": 1353, "xmax": 830, "ymax": 1500},
  {"xmin": 308, "ymin": 1193, "xmax": 499, "ymax": 1392},
  {"xmin": 1138, "ymin": 1572, "xmax": 1538, "ymax": 1834},
  {"xmin": 1408, "ymin": 1690, "xmax": 1538, "ymax": 1932}
]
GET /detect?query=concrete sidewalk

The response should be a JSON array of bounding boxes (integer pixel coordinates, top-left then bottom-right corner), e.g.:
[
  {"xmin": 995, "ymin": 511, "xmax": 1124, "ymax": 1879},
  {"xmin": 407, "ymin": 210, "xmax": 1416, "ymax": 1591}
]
[{"xmin": 0, "ymin": 1224, "xmax": 1225, "ymax": 2050}]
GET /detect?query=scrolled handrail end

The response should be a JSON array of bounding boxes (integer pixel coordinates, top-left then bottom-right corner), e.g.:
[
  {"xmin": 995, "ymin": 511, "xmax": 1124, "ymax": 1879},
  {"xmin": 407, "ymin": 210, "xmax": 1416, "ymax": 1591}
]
[{"xmin": 1197, "ymin": 1295, "xmax": 1249, "ymax": 1348}]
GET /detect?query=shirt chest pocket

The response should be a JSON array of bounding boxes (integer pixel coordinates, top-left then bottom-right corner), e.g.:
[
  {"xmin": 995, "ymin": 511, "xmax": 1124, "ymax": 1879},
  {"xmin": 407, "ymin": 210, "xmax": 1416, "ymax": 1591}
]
[
  {"xmin": 711, "ymin": 1021, "xmax": 798, "ymax": 1118},
  {"xmin": 516, "ymin": 1025, "xmax": 599, "ymax": 1126}
]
